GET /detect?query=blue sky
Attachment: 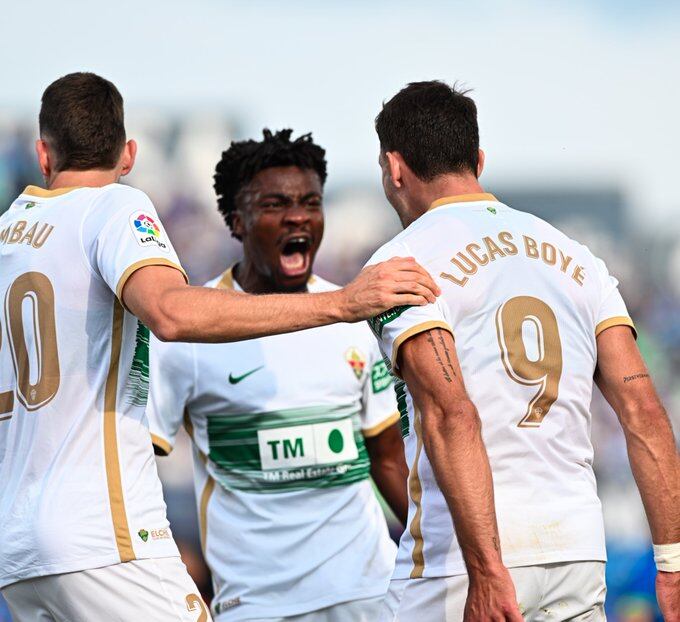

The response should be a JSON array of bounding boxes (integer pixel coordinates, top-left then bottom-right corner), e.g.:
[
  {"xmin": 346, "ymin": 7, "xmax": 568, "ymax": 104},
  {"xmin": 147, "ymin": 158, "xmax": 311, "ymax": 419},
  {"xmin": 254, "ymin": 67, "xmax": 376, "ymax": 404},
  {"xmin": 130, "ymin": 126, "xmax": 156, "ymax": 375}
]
[{"xmin": 1, "ymin": 0, "xmax": 679, "ymax": 227}]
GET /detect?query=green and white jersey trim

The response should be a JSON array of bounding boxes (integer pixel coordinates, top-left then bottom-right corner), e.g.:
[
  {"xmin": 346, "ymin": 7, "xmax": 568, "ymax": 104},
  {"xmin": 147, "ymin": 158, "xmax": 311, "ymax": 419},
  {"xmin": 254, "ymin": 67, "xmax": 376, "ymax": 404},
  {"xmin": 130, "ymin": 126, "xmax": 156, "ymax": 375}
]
[
  {"xmin": 125, "ymin": 322, "xmax": 150, "ymax": 407},
  {"xmin": 207, "ymin": 403, "xmax": 370, "ymax": 493}
]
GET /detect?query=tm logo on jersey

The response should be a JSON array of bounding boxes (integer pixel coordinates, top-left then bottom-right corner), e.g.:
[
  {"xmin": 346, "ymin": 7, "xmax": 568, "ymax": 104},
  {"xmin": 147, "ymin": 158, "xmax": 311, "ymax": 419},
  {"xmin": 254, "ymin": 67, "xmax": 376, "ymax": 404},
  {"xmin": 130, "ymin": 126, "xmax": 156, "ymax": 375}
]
[
  {"xmin": 129, "ymin": 212, "xmax": 169, "ymax": 252},
  {"xmin": 257, "ymin": 418, "xmax": 358, "ymax": 471}
]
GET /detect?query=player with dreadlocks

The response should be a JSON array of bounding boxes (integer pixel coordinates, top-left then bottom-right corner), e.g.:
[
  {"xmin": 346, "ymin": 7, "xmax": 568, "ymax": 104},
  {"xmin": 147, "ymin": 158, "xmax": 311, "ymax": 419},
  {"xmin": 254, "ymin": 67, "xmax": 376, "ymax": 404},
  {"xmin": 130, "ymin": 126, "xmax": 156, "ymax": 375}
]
[{"xmin": 147, "ymin": 129, "xmax": 410, "ymax": 621}]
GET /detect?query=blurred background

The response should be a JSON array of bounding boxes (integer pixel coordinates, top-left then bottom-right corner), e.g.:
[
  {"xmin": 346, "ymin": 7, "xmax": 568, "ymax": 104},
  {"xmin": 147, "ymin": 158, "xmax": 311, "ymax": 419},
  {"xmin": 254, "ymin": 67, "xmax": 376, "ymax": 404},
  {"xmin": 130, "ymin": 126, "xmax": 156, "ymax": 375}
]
[{"xmin": 1, "ymin": 1, "xmax": 679, "ymax": 620}]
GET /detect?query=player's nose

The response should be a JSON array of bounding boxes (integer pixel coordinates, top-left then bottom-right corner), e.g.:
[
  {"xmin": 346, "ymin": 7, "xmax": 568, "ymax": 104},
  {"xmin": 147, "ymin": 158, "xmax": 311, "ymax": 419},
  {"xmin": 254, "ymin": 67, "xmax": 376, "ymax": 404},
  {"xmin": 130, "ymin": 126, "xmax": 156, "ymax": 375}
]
[{"xmin": 283, "ymin": 204, "xmax": 311, "ymax": 223}]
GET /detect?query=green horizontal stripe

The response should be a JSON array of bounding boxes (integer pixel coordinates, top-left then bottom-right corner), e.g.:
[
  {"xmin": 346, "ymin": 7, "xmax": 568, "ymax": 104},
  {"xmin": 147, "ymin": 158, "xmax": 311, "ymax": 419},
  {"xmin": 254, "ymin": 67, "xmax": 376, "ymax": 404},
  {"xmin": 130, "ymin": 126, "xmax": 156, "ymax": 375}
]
[{"xmin": 207, "ymin": 404, "xmax": 370, "ymax": 493}]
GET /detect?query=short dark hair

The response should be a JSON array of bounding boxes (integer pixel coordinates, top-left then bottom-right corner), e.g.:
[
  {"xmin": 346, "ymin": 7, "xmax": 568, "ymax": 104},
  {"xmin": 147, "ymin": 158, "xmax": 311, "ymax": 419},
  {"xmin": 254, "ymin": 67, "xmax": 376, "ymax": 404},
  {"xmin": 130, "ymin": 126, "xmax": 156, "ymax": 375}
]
[
  {"xmin": 375, "ymin": 80, "xmax": 479, "ymax": 180},
  {"xmin": 213, "ymin": 129, "xmax": 327, "ymax": 239},
  {"xmin": 39, "ymin": 72, "xmax": 126, "ymax": 172}
]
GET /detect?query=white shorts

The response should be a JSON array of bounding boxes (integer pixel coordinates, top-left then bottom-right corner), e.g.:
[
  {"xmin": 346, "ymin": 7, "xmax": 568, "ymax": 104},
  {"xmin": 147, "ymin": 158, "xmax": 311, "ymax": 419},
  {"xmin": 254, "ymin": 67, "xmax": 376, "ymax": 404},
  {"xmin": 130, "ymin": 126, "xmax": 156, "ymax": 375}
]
[
  {"xmin": 238, "ymin": 595, "xmax": 384, "ymax": 622},
  {"xmin": 1, "ymin": 557, "xmax": 212, "ymax": 622},
  {"xmin": 383, "ymin": 561, "xmax": 606, "ymax": 621}
]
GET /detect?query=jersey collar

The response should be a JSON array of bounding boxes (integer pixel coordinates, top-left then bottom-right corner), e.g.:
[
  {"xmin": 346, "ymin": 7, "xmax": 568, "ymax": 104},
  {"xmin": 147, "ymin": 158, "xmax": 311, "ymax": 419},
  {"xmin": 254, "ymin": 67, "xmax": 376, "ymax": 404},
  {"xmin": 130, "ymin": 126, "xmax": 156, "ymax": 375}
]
[
  {"xmin": 428, "ymin": 193, "xmax": 498, "ymax": 211},
  {"xmin": 216, "ymin": 266, "xmax": 236, "ymax": 290},
  {"xmin": 215, "ymin": 264, "xmax": 317, "ymax": 291},
  {"xmin": 22, "ymin": 185, "xmax": 82, "ymax": 198}
]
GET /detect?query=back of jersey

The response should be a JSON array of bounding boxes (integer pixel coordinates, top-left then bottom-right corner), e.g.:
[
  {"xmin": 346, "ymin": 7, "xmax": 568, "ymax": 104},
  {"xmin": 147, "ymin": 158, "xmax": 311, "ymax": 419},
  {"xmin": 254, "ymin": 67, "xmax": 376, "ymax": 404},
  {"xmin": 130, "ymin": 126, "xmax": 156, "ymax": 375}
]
[
  {"xmin": 0, "ymin": 184, "xmax": 184, "ymax": 588},
  {"xmin": 368, "ymin": 193, "xmax": 634, "ymax": 579}
]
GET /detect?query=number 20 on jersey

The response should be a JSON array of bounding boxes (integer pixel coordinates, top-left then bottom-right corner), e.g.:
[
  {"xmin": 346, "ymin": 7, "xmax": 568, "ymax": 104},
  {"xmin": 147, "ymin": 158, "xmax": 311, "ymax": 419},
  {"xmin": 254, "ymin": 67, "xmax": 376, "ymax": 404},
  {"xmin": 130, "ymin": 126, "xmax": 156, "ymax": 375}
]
[{"xmin": 1, "ymin": 271, "xmax": 61, "ymax": 419}]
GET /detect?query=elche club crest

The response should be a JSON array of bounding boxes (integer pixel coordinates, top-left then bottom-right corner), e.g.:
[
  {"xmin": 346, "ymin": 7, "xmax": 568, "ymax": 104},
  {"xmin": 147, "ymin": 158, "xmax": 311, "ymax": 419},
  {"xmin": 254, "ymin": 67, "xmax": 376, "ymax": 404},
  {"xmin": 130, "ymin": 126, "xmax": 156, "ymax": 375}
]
[
  {"xmin": 129, "ymin": 212, "xmax": 169, "ymax": 252},
  {"xmin": 345, "ymin": 347, "xmax": 366, "ymax": 380}
]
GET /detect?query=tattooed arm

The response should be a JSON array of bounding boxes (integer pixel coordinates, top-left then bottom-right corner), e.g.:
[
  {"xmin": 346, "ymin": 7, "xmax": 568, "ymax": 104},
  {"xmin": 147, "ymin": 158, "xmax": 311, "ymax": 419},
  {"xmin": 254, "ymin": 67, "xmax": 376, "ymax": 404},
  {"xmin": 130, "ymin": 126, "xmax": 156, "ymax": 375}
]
[
  {"xmin": 594, "ymin": 326, "xmax": 680, "ymax": 619},
  {"xmin": 399, "ymin": 328, "xmax": 522, "ymax": 622}
]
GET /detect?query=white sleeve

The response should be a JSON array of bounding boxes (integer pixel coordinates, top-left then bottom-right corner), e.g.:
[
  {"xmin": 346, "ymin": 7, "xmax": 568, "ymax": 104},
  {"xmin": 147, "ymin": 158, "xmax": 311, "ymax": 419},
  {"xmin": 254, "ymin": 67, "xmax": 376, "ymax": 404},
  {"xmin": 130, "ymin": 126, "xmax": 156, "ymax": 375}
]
[
  {"xmin": 82, "ymin": 189, "xmax": 187, "ymax": 302},
  {"xmin": 593, "ymin": 256, "xmax": 636, "ymax": 337},
  {"xmin": 146, "ymin": 336, "xmax": 195, "ymax": 455},
  {"xmin": 360, "ymin": 335, "xmax": 400, "ymax": 438},
  {"xmin": 365, "ymin": 240, "xmax": 454, "ymax": 376}
]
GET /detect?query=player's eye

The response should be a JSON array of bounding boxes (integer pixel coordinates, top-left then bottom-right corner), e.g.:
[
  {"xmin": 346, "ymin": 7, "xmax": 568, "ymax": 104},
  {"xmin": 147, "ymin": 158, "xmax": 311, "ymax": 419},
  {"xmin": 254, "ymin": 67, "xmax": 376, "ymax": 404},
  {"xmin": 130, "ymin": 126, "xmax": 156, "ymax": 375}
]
[
  {"xmin": 260, "ymin": 200, "xmax": 286, "ymax": 211},
  {"xmin": 305, "ymin": 199, "xmax": 322, "ymax": 210}
]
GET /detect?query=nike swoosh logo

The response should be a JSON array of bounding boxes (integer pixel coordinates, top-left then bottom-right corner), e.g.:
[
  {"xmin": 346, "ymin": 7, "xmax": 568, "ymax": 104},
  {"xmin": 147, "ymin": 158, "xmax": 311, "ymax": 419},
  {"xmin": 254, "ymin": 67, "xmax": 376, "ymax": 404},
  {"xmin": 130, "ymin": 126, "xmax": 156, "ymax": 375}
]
[{"xmin": 228, "ymin": 365, "xmax": 264, "ymax": 385}]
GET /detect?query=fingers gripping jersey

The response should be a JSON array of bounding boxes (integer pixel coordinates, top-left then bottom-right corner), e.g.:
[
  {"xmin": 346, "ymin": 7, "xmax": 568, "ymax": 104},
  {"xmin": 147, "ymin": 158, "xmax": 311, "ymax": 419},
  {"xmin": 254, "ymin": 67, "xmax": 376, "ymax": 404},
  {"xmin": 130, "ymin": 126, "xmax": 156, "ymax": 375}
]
[
  {"xmin": 147, "ymin": 270, "xmax": 399, "ymax": 620},
  {"xmin": 0, "ymin": 184, "xmax": 186, "ymax": 588},
  {"xmin": 366, "ymin": 193, "xmax": 634, "ymax": 580}
]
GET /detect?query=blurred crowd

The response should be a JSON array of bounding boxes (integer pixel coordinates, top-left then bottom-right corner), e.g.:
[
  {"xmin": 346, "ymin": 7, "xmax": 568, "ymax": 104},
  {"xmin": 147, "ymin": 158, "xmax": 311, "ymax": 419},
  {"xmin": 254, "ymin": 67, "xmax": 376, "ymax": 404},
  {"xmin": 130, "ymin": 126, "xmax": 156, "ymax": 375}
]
[{"xmin": 1, "ymin": 114, "xmax": 678, "ymax": 622}]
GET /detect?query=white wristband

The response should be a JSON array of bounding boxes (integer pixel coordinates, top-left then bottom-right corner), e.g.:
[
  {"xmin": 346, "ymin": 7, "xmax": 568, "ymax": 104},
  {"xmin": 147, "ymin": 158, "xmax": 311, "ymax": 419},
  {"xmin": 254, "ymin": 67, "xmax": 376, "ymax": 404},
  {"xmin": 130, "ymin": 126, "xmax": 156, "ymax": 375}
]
[{"xmin": 653, "ymin": 542, "xmax": 680, "ymax": 572}]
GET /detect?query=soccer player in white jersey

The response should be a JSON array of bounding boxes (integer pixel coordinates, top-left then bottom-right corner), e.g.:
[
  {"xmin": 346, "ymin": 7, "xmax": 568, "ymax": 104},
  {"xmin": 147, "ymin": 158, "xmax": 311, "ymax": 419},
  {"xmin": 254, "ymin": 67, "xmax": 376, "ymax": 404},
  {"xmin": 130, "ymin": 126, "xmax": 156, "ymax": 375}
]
[
  {"xmin": 0, "ymin": 73, "xmax": 439, "ymax": 622},
  {"xmin": 366, "ymin": 81, "xmax": 680, "ymax": 621},
  {"xmin": 146, "ymin": 129, "xmax": 410, "ymax": 621}
]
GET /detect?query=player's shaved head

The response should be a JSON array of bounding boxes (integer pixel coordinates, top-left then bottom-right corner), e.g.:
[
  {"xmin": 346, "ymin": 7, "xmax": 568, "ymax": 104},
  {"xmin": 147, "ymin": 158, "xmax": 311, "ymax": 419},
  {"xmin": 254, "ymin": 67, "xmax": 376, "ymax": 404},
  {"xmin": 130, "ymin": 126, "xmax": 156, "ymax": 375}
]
[
  {"xmin": 39, "ymin": 72, "xmax": 126, "ymax": 173},
  {"xmin": 376, "ymin": 80, "xmax": 479, "ymax": 180},
  {"xmin": 213, "ymin": 129, "xmax": 327, "ymax": 240}
]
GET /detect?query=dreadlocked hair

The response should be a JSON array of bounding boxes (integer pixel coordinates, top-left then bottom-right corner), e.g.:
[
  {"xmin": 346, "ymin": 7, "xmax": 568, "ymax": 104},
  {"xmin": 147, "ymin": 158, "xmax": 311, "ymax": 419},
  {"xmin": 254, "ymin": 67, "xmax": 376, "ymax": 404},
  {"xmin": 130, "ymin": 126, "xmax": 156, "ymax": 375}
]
[{"xmin": 213, "ymin": 128, "xmax": 327, "ymax": 239}]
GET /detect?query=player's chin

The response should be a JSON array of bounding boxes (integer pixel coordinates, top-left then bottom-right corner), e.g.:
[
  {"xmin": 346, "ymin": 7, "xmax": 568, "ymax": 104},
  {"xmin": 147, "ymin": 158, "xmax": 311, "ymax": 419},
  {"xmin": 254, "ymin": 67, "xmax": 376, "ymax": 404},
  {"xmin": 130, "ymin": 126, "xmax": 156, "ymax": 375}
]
[{"xmin": 275, "ymin": 268, "xmax": 311, "ymax": 292}]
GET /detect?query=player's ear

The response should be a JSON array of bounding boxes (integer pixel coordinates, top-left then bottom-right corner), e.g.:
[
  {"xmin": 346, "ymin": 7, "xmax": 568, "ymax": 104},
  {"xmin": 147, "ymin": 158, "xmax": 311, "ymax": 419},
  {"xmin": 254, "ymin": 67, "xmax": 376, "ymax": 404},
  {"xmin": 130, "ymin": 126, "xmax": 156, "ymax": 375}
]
[
  {"xmin": 386, "ymin": 151, "xmax": 403, "ymax": 189},
  {"xmin": 35, "ymin": 139, "xmax": 52, "ymax": 180},
  {"xmin": 477, "ymin": 148, "xmax": 485, "ymax": 178},
  {"xmin": 231, "ymin": 210, "xmax": 245, "ymax": 240},
  {"xmin": 119, "ymin": 139, "xmax": 137, "ymax": 177}
]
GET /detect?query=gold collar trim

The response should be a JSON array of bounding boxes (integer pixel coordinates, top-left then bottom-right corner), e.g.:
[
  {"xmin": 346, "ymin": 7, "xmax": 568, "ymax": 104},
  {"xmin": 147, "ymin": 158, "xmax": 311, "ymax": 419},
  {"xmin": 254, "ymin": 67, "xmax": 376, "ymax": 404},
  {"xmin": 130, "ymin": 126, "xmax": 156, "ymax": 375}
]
[
  {"xmin": 22, "ymin": 185, "xmax": 82, "ymax": 198},
  {"xmin": 429, "ymin": 193, "xmax": 498, "ymax": 211}
]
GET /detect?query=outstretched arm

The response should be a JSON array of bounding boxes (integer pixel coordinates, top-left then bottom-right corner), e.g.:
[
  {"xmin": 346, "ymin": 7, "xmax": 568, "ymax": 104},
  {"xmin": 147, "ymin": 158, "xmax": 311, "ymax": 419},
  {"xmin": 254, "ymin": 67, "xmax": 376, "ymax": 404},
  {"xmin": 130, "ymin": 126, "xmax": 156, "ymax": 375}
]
[
  {"xmin": 594, "ymin": 326, "xmax": 680, "ymax": 619},
  {"xmin": 400, "ymin": 328, "xmax": 522, "ymax": 622},
  {"xmin": 123, "ymin": 257, "xmax": 439, "ymax": 343}
]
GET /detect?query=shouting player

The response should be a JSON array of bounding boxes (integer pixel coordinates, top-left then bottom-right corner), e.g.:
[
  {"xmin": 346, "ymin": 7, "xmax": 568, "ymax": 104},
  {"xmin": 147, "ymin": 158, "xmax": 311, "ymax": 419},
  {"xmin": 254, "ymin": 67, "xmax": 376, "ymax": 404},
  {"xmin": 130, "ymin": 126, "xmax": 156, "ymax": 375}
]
[
  {"xmin": 367, "ymin": 81, "xmax": 680, "ymax": 621},
  {"xmin": 147, "ymin": 129, "xmax": 409, "ymax": 621},
  {"xmin": 0, "ymin": 73, "xmax": 437, "ymax": 622}
]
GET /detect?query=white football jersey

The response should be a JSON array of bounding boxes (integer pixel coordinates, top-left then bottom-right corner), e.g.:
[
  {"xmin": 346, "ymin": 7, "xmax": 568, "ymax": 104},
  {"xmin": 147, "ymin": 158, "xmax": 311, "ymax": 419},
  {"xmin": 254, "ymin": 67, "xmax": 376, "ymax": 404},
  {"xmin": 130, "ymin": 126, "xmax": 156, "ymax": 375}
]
[
  {"xmin": 366, "ymin": 193, "xmax": 634, "ymax": 580},
  {"xmin": 147, "ymin": 268, "xmax": 399, "ymax": 621},
  {"xmin": 0, "ymin": 184, "xmax": 186, "ymax": 588}
]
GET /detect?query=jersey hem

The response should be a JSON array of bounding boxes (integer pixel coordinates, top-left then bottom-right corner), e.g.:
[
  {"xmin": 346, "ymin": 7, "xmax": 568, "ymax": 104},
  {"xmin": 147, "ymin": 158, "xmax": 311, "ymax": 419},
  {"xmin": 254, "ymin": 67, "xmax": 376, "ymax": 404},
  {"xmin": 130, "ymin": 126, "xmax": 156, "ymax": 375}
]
[
  {"xmin": 362, "ymin": 411, "xmax": 400, "ymax": 438},
  {"xmin": 0, "ymin": 551, "xmax": 181, "ymax": 589},
  {"xmin": 392, "ymin": 548, "xmax": 607, "ymax": 580},
  {"xmin": 595, "ymin": 315, "xmax": 636, "ymax": 338},
  {"xmin": 151, "ymin": 432, "xmax": 173, "ymax": 455},
  {"xmin": 392, "ymin": 320, "xmax": 453, "ymax": 374},
  {"xmin": 115, "ymin": 258, "xmax": 188, "ymax": 303},
  {"xmin": 213, "ymin": 585, "xmax": 390, "ymax": 621}
]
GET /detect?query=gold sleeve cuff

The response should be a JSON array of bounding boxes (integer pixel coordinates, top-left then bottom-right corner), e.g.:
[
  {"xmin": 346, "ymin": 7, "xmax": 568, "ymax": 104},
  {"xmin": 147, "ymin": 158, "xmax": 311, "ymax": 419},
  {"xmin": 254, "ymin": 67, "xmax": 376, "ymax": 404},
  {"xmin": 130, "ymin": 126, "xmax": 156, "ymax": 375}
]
[
  {"xmin": 362, "ymin": 411, "xmax": 400, "ymax": 438},
  {"xmin": 115, "ymin": 259, "xmax": 188, "ymax": 303},
  {"xmin": 151, "ymin": 433, "xmax": 173, "ymax": 456},
  {"xmin": 392, "ymin": 320, "xmax": 454, "ymax": 374},
  {"xmin": 595, "ymin": 316, "xmax": 636, "ymax": 339}
]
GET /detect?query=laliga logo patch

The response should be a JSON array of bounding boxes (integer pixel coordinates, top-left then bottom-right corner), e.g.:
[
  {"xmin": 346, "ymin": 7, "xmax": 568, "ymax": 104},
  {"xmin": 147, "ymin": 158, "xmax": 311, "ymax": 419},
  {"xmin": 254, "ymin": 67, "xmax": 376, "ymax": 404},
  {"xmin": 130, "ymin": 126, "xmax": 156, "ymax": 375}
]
[
  {"xmin": 129, "ymin": 212, "xmax": 169, "ymax": 252},
  {"xmin": 345, "ymin": 347, "xmax": 366, "ymax": 380}
]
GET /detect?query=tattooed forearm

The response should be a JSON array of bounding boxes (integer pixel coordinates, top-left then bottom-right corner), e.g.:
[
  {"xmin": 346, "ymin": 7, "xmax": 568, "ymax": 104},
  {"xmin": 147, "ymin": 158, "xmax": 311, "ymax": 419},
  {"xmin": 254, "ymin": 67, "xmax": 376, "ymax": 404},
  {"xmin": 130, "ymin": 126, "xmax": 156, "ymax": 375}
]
[
  {"xmin": 426, "ymin": 330, "xmax": 456, "ymax": 383},
  {"xmin": 437, "ymin": 330, "xmax": 457, "ymax": 377},
  {"xmin": 623, "ymin": 373, "xmax": 650, "ymax": 383}
]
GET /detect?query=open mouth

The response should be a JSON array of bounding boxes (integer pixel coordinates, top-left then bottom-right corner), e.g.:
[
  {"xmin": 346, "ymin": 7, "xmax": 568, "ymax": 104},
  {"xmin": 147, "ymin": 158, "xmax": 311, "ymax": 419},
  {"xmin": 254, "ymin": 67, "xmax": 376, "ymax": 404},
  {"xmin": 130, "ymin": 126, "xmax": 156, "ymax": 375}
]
[{"xmin": 280, "ymin": 235, "xmax": 312, "ymax": 277}]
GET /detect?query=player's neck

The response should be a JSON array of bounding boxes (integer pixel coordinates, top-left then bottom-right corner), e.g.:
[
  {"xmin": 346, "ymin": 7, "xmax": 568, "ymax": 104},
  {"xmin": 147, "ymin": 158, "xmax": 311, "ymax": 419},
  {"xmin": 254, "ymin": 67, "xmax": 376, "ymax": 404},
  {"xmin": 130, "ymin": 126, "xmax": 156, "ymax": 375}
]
[
  {"xmin": 233, "ymin": 260, "xmax": 308, "ymax": 295},
  {"xmin": 422, "ymin": 174, "xmax": 485, "ymax": 208},
  {"xmin": 402, "ymin": 174, "xmax": 485, "ymax": 227},
  {"xmin": 46, "ymin": 169, "xmax": 120, "ymax": 190}
]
